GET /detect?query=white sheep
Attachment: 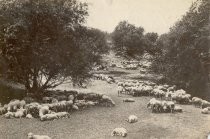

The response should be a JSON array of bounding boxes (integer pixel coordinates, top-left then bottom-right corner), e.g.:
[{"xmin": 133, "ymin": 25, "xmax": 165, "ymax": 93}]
[
  {"xmin": 39, "ymin": 106, "xmax": 50, "ymax": 117},
  {"xmin": 126, "ymin": 115, "xmax": 138, "ymax": 123},
  {"xmin": 174, "ymin": 105, "xmax": 183, "ymax": 113},
  {"xmin": 201, "ymin": 108, "xmax": 209, "ymax": 114},
  {"xmin": 123, "ymin": 98, "xmax": 135, "ymax": 102},
  {"xmin": 27, "ymin": 132, "xmax": 51, "ymax": 139},
  {"xmin": 26, "ymin": 114, "xmax": 33, "ymax": 119},
  {"xmin": 14, "ymin": 108, "xmax": 26, "ymax": 118},
  {"xmin": 201, "ymin": 100, "xmax": 210, "ymax": 109},
  {"xmin": 55, "ymin": 112, "xmax": 70, "ymax": 118},
  {"xmin": 111, "ymin": 127, "xmax": 127, "ymax": 137},
  {"xmin": 0, "ymin": 107, "xmax": 7, "ymax": 115},
  {"xmin": 5, "ymin": 111, "xmax": 14, "ymax": 119},
  {"xmin": 40, "ymin": 113, "xmax": 58, "ymax": 121},
  {"xmin": 192, "ymin": 97, "xmax": 203, "ymax": 107}
]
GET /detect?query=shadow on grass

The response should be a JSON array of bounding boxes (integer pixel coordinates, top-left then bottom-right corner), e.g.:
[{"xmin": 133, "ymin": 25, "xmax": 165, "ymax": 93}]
[{"xmin": 0, "ymin": 83, "xmax": 25, "ymax": 104}]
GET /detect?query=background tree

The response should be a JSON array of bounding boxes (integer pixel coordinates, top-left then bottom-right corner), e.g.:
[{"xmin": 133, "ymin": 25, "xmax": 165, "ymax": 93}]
[
  {"xmin": 152, "ymin": 0, "xmax": 210, "ymax": 98},
  {"xmin": 112, "ymin": 21, "xmax": 159, "ymax": 58},
  {"xmin": 112, "ymin": 21, "xmax": 145, "ymax": 58},
  {"xmin": 0, "ymin": 0, "xmax": 107, "ymax": 97}
]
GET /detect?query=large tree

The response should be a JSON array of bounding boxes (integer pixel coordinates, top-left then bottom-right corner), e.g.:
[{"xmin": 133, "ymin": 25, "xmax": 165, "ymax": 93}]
[
  {"xmin": 112, "ymin": 21, "xmax": 145, "ymax": 57},
  {"xmin": 0, "ymin": 0, "xmax": 107, "ymax": 97},
  {"xmin": 152, "ymin": 0, "xmax": 210, "ymax": 98}
]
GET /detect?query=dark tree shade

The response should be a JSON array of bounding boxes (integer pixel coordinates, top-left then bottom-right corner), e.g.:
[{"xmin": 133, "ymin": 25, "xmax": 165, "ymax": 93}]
[{"xmin": 0, "ymin": 0, "xmax": 107, "ymax": 97}]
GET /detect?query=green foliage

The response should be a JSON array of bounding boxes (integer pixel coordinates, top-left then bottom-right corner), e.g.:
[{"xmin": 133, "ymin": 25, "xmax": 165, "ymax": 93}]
[
  {"xmin": 152, "ymin": 0, "xmax": 210, "ymax": 98},
  {"xmin": 0, "ymin": 0, "xmax": 107, "ymax": 96}
]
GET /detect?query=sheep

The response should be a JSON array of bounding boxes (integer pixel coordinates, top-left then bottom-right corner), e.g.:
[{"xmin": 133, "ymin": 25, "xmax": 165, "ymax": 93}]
[
  {"xmin": 0, "ymin": 107, "xmax": 7, "ymax": 115},
  {"xmin": 14, "ymin": 108, "xmax": 26, "ymax": 118},
  {"xmin": 111, "ymin": 127, "xmax": 127, "ymax": 137},
  {"xmin": 174, "ymin": 106, "xmax": 183, "ymax": 113},
  {"xmin": 192, "ymin": 97, "xmax": 203, "ymax": 108},
  {"xmin": 25, "ymin": 102, "xmax": 41, "ymax": 118},
  {"xmin": 100, "ymin": 95, "xmax": 115, "ymax": 107},
  {"xmin": 167, "ymin": 101, "xmax": 175, "ymax": 113},
  {"xmin": 123, "ymin": 98, "xmax": 135, "ymax": 102},
  {"xmin": 201, "ymin": 100, "xmax": 210, "ymax": 109},
  {"xmin": 39, "ymin": 105, "xmax": 50, "ymax": 117},
  {"xmin": 55, "ymin": 112, "xmax": 70, "ymax": 118},
  {"xmin": 40, "ymin": 113, "xmax": 58, "ymax": 121},
  {"xmin": 118, "ymin": 86, "xmax": 125, "ymax": 96},
  {"xmin": 27, "ymin": 132, "xmax": 51, "ymax": 139},
  {"xmin": 72, "ymin": 104, "xmax": 79, "ymax": 110},
  {"xmin": 86, "ymin": 101, "xmax": 98, "ymax": 106},
  {"xmin": 7, "ymin": 99, "xmax": 20, "ymax": 112},
  {"xmin": 201, "ymin": 108, "xmax": 209, "ymax": 114},
  {"xmin": 4, "ymin": 111, "xmax": 14, "ymax": 119},
  {"xmin": 147, "ymin": 98, "xmax": 162, "ymax": 113},
  {"xmin": 26, "ymin": 114, "xmax": 33, "ymax": 119},
  {"xmin": 126, "ymin": 115, "xmax": 138, "ymax": 123}
]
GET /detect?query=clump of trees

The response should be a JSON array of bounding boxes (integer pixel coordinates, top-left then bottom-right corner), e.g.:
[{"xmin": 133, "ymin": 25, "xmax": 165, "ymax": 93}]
[
  {"xmin": 112, "ymin": 21, "xmax": 158, "ymax": 58},
  {"xmin": 0, "ymin": 0, "xmax": 109, "ymax": 97},
  {"xmin": 152, "ymin": 0, "xmax": 210, "ymax": 98}
]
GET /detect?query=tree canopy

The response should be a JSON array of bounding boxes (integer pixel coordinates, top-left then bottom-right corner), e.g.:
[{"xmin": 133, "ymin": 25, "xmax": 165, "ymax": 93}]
[
  {"xmin": 0, "ymin": 0, "xmax": 108, "ymax": 97},
  {"xmin": 112, "ymin": 21, "xmax": 158, "ymax": 58},
  {"xmin": 152, "ymin": 0, "xmax": 210, "ymax": 98}
]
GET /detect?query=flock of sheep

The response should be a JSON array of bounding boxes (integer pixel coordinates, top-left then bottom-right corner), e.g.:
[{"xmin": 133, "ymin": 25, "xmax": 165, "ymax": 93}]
[
  {"xmin": 116, "ymin": 79, "xmax": 210, "ymax": 114},
  {"xmin": 0, "ymin": 90, "xmax": 115, "ymax": 122}
]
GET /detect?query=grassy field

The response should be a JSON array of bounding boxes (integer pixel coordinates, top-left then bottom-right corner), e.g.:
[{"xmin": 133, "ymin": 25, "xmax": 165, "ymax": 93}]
[
  {"xmin": 0, "ymin": 52, "xmax": 210, "ymax": 139},
  {"xmin": 0, "ymin": 79, "xmax": 210, "ymax": 139}
]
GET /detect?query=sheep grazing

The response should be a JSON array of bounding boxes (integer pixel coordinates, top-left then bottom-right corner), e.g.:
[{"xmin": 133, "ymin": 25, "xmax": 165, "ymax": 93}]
[
  {"xmin": 27, "ymin": 132, "xmax": 51, "ymax": 139},
  {"xmin": 111, "ymin": 127, "xmax": 127, "ymax": 137},
  {"xmin": 126, "ymin": 115, "xmax": 138, "ymax": 123},
  {"xmin": 201, "ymin": 100, "xmax": 210, "ymax": 109},
  {"xmin": 123, "ymin": 98, "xmax": 135, "ymax": 102},
  {"xmin": 192, "ymin": 97, "xmax": 203, "ymax": 108},
  {"xmin": 118, "ymin": 86, "xmax": 125, "ymax": 96},
  {"xmin": 201, "ymin": 108, "xmax": 209, "ymax": 114},
  {"xmin": 147, "ymin": 98, "xmax": 175, "ymax": 113}
]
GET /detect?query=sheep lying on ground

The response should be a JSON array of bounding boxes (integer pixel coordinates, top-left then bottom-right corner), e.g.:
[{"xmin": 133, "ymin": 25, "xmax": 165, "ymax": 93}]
[
  {"xmin": 100, "ymin": 95, "xmax": 115, "ymax": 107},
  {"xmin": 111, "ymin": 127, "xmax": 127, "ymax": 137},
  {"xmin": 40, "ymin": 112, "xmax": 70, "ymax": 121},
  {"xmin": 123, "ymin": 98, "xmax": 135, "ymax": 102},
  {"xmin": 201, "ymin": 108, "xmax": 210, "ymax": 114},
  {"xmin": 26, "ymin": 114, "xmax": 33, "ymax": 119},
  {"xmin": 4, "ymin": 111, "xmax": 14, "ymax": 119},
  {"xmin": 14, "ymin": 108, "xmax": 26, "ymax": 118},
  {"xmin": 174, "ymin": 106, "xmax": 183, "ymax": 113},
  {"xmin": 27, "ymin": 132, "xmax": 51, "ymax": 139},
  {"xmin": 126, "ymin": 115, "xmax": 138, "ymax": 123}
]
